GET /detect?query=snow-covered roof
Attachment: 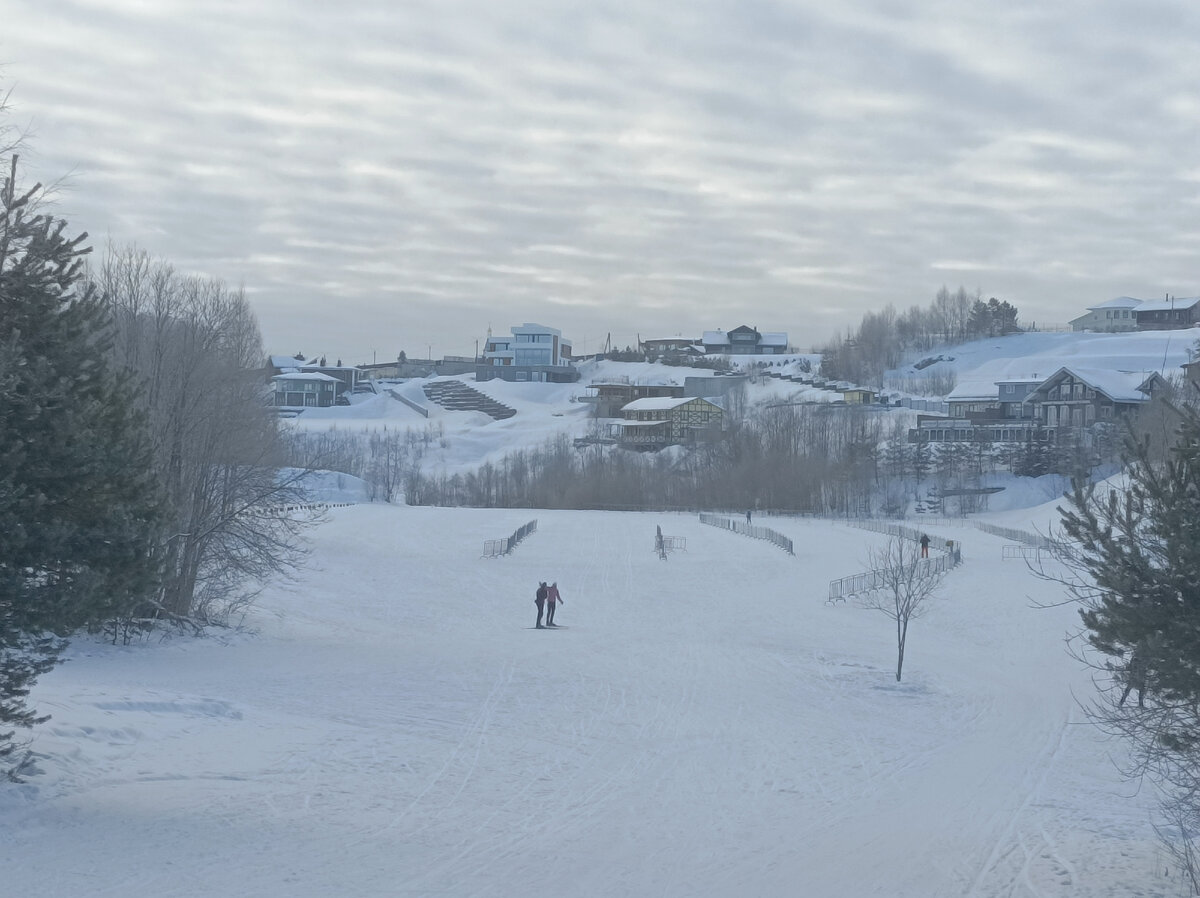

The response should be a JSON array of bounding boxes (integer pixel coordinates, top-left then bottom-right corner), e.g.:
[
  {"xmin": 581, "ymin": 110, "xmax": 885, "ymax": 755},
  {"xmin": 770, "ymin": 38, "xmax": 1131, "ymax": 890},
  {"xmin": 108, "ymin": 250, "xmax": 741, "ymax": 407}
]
[
  {"xmin": 946, "ymin": 378, "xmax": 1001, "ymax": 401},
  {"xmin": 1085, "ymin": 296, "xmax": 1142, "ymax": 311},
  {"xmin": 1133, "ymin": 296, "xmax": 1200, "ymax": 312},
  {"xmin": 619, "ymin": 420, "xmax": 671, "ymax": 428},
  {"xmin": 622, "ymin": 397, "xmax": 698, "ymax": 411},
  {"xmin": 700, "ymin": 329, "xmax": 787, "ymax": 347},
  {"xmin": 270, "ymin": 354, "xmax": 314, "ymax": 370},
  {"xmin": 1030, "ymin": 367, "xmax": 1161, "ymax": 403},
  {"xmin": 272, "ymin": 371, "xmax": 341, "ymax": 382}
]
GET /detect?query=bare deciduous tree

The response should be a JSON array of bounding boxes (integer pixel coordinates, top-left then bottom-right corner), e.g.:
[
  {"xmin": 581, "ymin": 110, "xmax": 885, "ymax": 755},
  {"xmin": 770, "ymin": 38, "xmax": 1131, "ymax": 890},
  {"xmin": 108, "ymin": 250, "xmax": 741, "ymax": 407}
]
[
  {"xmin": 96, "ymin": 244, "xmax": 313, "ymax": 627},
  {"xmin": 861, "ymin": 536, "xmax": 949, "ymax": 681}
]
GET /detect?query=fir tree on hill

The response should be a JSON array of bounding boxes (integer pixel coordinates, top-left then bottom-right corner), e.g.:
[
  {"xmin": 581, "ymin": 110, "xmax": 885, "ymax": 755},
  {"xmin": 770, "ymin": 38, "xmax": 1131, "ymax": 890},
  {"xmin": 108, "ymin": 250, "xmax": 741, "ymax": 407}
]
[
  {"xmin": 1056, "ymin": 398, "xmax": 1200, "ymax": 889},
  {"xmin": 0, "ymin": 155, "xmax": 164, "ymax": 774}
]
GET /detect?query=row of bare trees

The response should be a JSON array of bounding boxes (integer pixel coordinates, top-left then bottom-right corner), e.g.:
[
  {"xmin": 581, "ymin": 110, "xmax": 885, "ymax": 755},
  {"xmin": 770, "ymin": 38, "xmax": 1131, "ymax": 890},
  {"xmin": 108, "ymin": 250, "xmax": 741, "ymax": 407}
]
[
  {"xmin": 396, "ymin": 402, "xmax": 1119, "ymax": 517},
  {"xmin": 819, "ymin": 286, "xmax": 1021, "ymax": 388},
  {"xmin": 94, "ymin": 246, "xmax": 314, "ymax": 633},
  {"xmin": 400, "ymin": 405, "xmax": 1066, "ymax": 515}
]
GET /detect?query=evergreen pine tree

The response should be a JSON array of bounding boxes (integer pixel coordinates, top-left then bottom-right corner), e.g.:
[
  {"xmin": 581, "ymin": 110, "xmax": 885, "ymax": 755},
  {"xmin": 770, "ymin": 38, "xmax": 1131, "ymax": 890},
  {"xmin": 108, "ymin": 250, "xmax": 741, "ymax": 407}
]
[
  {"xmin": 1061, "ymin": 415, "xmax": 1200, "ymax": 733},
  {"xmin": 0, "ymin": 155, "xmax": 163, "ymax": 768},
  {"xmin": 1057, "ymin": 403, "xmax": 1200, "ymax": 881}
]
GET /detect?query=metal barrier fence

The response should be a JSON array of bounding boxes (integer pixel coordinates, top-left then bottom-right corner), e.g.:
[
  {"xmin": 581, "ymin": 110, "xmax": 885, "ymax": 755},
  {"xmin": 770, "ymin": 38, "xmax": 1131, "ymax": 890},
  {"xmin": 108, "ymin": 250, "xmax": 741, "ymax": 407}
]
[
  {"xmin": 849, "ymin": 518, "xmax": 956, "ymax": 551},
  {"xmin": 1002, "ymin": 544, "xmax": 1049, "ymax": 562},
  {"xmin": 699, "ymin": 513, "xmax": 794, "ymax": 555},
  {"xmin": 828, "ymin": 520, "xmax": 962, "ymax": 603},
  {"xmin": 278, "ymin": 502, "xmax": 357, "ymax": 513},
  {"xmin": 827, "ymin": 552, "xmax": 959, "ymax": 603},
  {"xmin": 481, "ymin": 519, "xmax": 538, "ymax": 558},
  {"xmin": 973, "ymin": 521, "xmax": 1053, "ymax": 548}
]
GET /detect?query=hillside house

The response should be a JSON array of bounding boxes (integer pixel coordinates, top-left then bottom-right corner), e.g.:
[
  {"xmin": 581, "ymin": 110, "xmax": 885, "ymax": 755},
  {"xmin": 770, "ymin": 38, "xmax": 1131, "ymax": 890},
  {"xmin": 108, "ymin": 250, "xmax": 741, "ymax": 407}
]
[
  {"xmin": 841, "ymin": 387, "xmax": 878, "ymax": 404},
  {"xmin": 702, "ymin": 325, "xmax": 788, "ymax": 355},
  {"xmin": 617, "ymin": 397, "xmax": 724, "ymax": 450},
  {"xmin": 1070, "ymin": 297, "xmax": 1141, "ymax": 333},
  {"xmin": 639, "ymin": 336, "xmax": 702, "ymax": 360},
  {"xmin": 1025, "ymin": 367, "xmax": 1166, "ymax": 430},
  {"xmin": 272, "ymin": 371, "xmax": 340, "ymax": 408},
  {"xmin": 478, "ymin": 323, "xmax": 579, "ymax": 383},
  {"xmin": 1134, "ymin": 296, "xmax": 1200, "ymax": 330},
  {"xmin": 297, "ymin": 362, "xmax": 370, "ymax": 400},
  {"xmin": 582, "ymin": 378, "xmax": 685, "ymax": 418},
  {"xmin": 909, "ymin": 369, "xmax": 1133, "ymax": 445}
]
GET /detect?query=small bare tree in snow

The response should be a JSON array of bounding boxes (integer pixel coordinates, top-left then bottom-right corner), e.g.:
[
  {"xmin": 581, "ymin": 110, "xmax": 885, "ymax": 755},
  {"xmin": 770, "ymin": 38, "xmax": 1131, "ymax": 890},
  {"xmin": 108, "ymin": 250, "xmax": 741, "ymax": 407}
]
[{"xmin": 862, "ymin": 536, "xmax": 949, "ymax": 681}]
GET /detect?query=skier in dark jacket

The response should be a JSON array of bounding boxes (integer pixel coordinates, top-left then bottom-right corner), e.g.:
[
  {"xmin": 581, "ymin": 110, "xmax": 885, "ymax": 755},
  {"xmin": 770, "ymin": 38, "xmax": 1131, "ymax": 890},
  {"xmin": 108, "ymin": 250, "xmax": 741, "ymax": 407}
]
[
  {"xmin": 1119, "ymin": 643, "xmax": 1149, "ymax": 708},
  {"xmin": 919, "ymin": 533, "xmax": 930, "ymax": 558},
  {"xmin": 535, "ymin": 582, "xmax": 548, "ymax": 628}
]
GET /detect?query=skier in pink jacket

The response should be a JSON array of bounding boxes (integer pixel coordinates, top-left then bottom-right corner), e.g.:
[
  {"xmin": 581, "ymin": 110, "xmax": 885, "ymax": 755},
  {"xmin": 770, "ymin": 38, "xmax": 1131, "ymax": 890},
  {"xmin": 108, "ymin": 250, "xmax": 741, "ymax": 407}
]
[{"xmin": 545, "ymin": 582, "xmax": 563, "ymax": 626}]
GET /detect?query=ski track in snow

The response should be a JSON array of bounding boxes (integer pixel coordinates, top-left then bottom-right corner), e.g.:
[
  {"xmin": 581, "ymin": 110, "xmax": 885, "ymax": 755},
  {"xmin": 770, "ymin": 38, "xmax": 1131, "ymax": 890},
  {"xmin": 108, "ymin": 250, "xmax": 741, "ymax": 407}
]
[{"xmin": 0, "ymin": 505, "xmax": 1175, "ymax": 897}]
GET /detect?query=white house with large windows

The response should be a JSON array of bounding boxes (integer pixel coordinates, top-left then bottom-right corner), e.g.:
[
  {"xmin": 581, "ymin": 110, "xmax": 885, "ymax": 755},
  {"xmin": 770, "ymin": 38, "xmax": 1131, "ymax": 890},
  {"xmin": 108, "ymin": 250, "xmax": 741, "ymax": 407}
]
[
  {"xmin": 477, "ymin": 323, "xmax": 578, "ymax": 383},
  {"xmin": 1070, "ymin": 297, "xmax": 1141, "ymax": 332}
]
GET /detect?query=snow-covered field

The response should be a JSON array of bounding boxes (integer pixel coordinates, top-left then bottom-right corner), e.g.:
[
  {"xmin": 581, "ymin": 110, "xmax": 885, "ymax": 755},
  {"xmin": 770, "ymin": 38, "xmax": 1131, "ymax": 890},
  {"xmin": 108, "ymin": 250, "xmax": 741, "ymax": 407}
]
[
  {"xmin": 4, "ymin": 329, "xmax": 1193, "ymax": 896},
  {"xmin": 0, "ymin": 500, "xmax": 1180, "ymax": 897}
]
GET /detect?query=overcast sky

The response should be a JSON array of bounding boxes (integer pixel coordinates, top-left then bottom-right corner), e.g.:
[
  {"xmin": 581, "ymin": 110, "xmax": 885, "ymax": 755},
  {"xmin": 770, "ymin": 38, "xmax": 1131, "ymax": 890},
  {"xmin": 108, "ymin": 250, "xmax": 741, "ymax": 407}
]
[{"xmin": 4, "ymin": 0, "xmax": 1200, "ymax": 362}]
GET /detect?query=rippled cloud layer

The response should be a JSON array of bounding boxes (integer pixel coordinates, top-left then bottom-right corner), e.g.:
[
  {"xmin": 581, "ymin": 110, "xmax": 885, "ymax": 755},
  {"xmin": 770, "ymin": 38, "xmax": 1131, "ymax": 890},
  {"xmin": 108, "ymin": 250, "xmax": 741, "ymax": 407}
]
[{"xmin": 5, "ymin": 0, "xmax": 1200, "ymax": 358}]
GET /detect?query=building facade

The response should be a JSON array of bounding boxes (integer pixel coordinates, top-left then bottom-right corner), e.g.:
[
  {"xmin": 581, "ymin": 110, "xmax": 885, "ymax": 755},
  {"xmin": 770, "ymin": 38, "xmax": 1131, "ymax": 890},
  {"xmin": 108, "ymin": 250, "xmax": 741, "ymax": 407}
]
[
  {"xmin": 909, "ymin": 369, "xmax": 1162, "ymax": 445},
  {"xmin": 272, "ymin": 371, "xmax": 340, "ymax": 408},
  {"xmin": 581, "ymin": 378, "xmax": 685, "ymax": 418},
  {"xmin": 1070, "ymin": 297, "xmax": 1141, "ymax": 332},
  {"xmin": 1134, "ymin": 297, "xmax": 1200, "ymax": 330},
  {"xmin": 478, "ymin": 323, "xmax": 579, "ymax": 383},
  {"xmin": 617, "ymin": 397, "xmax": 724, "ymax": 450},
  {"xmin": 701, "ymin": 325, "xmax": 788, "ymax": 355}
]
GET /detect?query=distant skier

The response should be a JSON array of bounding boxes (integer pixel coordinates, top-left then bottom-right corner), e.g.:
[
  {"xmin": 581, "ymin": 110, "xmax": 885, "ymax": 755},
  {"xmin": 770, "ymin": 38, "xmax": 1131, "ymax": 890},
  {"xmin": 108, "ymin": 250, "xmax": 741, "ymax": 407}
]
[
  {"xmin": 535, "ymin": 581, "xmax": 548, "ymax": 628},
  {"xmin": 746, "ymin": 509, "xmax": 752, "ymax": 524},
  {"xmin": 919, "ymin": 534, "xmax": 930, "ymax": 558},
  {"xmin": 1119, "ymin": 643, "xmax": 1149, "ymax": 708},
  {"xmin": 546, "ymin": 582, "xmax": 563, "ymax": 626}
]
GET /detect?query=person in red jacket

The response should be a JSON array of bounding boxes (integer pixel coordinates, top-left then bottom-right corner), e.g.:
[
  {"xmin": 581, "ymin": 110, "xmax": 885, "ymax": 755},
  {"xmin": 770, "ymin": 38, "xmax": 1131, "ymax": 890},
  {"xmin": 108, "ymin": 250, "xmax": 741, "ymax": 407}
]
[{"xmin": 545, "ymin": 582, "xmax": 563, "ymax": 626}]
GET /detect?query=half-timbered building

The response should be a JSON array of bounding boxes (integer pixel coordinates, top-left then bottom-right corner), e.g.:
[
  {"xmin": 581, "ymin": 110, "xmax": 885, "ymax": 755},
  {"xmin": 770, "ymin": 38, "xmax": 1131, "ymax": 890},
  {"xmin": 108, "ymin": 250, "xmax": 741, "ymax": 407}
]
[{"xmin": 617, "ymin": 397, "xmax": 724, "ymax": 450}]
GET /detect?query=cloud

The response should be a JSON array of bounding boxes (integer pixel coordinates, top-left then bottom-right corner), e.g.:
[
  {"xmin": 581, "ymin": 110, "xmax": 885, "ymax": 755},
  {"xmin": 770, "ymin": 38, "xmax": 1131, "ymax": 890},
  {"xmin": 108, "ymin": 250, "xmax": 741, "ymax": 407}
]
[{"xmin": 3, "ymin": 0, "xmax": 1200, "ymax": 359}]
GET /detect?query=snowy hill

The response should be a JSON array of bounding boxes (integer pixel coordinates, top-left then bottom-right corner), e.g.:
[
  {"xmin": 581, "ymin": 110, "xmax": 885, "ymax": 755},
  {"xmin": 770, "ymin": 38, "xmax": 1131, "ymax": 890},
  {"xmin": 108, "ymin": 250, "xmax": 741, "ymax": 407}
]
[
  {"xmin": 889, "ymin": 329, "xmax": 1195, "ymax": 382},
  {"xmin": 2, "ymin": 335, "xmax": 1190, "ymax": 895},
  {"xmin": 1, "ymin": 502, "xmax": 1170, "ymax": 896}
]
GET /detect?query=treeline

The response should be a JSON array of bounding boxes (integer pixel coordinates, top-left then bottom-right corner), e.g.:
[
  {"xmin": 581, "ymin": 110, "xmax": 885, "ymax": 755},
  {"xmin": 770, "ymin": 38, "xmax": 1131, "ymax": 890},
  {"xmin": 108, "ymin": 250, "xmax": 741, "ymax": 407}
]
[
  {"xmin": 282, "ymin": 425, "xmax": 443, "ymax": 504},
  {"xmin": 398, "ymin": 404, "xmax": 1111, "ymax": 516},
  {"xmin": 1, "ymin": 146, "xmax": 305, "ymax": 771},
  {"xmin": 819, "ymin": 286, "xmax": 1021, "ymax": 388}
]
